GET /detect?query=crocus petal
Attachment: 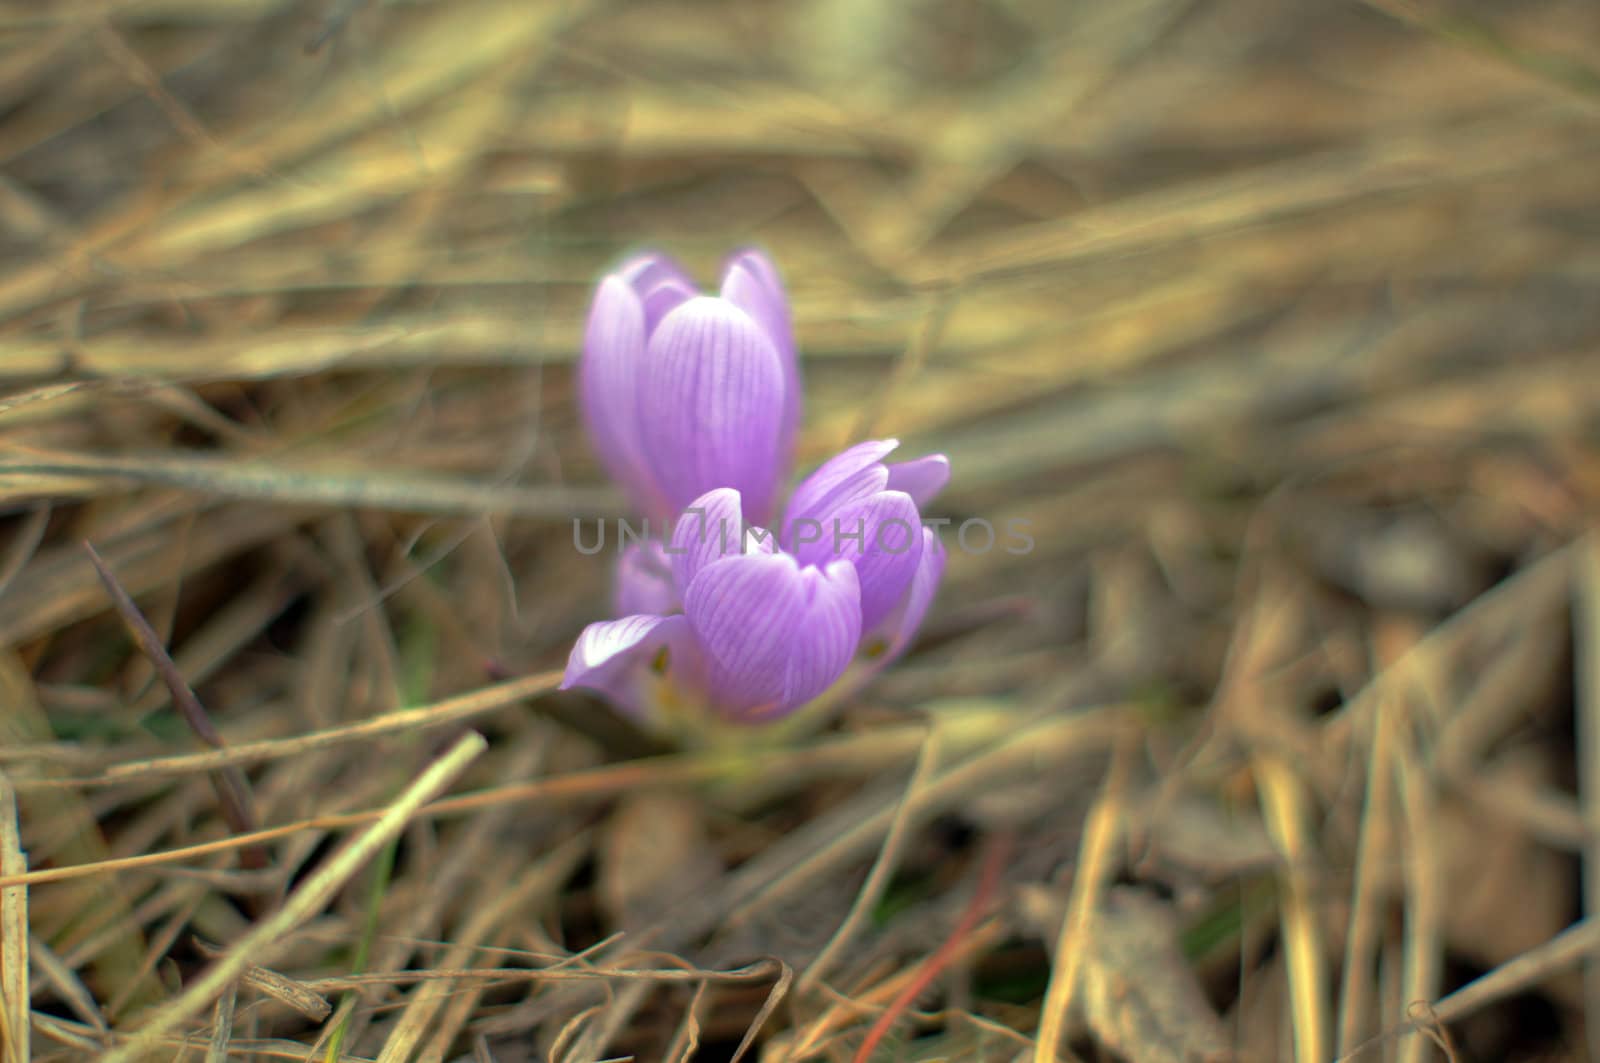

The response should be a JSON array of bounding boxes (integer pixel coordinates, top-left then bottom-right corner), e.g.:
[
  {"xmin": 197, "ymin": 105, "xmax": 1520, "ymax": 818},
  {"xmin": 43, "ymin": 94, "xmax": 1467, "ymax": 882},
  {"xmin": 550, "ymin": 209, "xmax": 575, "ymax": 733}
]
[
  {"xmin": 875, "ymin": 525, "xmax": 946, "ymax": 661},
  {"xmin": 885, "ymin": 454, "xmax": 950, "ymax": 510},
  {"xmin": 795, "ymin": 489, "xmax": 923, "ymax": 631},
  {"xmin": 782, "ymin": 439, "xmax": 899, "ymax": 541},
  {"xmin": 683, "ymin": 553, "xmax": 861, "ymax": 720},
  {"xmin": 580, "ymin": 276, "xmax": 665, "ymax": 516},
  {"xmin": 669, "ymin": 487, "xmax": 777, "ymax": 596},
  {"xmin": 561, "ymin": 614, "xmax": 699, "ymax": 718},
  {"xmin": 614, "ymin": 540, "xmax": 679, "ymax": 617},
  {"xmin": 638, "ymin": 280, "xmax": 696, "ymax": 335},
  {"xmin": 770, "ymin": 561, "xmax": 865, "ymax": 719},
  {"xmin": 830, "ymin": 527, "xmax": 947, "ymax": 703},
  {"xmin": 722, "ymin": 249, "xmax": 783, "ymax": 309},
  {"xmin": 637, "ymin": 296, "xmax": 787, "ymax": 523},
  {"xmin": 619, "ymin": 253, "xmax": 699, "ymax": 334},
  {"xmin": 619, "ymin": 252, "xmax": 695, "ymax": 297},
  {"xmin": 721, "ymin": 250, "xmax": 799, "ymax": 452}
]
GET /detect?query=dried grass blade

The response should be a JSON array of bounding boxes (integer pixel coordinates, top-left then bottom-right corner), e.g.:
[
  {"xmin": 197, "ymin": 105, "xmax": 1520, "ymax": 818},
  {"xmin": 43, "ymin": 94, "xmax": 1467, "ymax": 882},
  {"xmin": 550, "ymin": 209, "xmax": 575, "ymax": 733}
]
[
  {"xmin": 1034, "ymin": 738, "xmax": 1132, "ymax": 1062},
  {"xmin": 0, "ymin": 769, "xmax": 26, "ymax": 1063},
  {"xmin": 1336, "ymin": 689, "xmax": 1398, "ymax": 1057},
  {"xmin": 100, "ymin": 731, "xmax": 487, "ymax": 1063},
  {"xmin": 1, "ymin": 450, "xmax": 616, "ymax": 517},
  {"xmin": 1258, "ymin": 753, "xmax": 1329, "ymax": 1063},
  {"xmin": 203, "ymin": 980, "xmax": 236, "ymax": 1063},
  {"xmin": 1579, "ymin": 533, "xmax": 1600, "ymax": 1061},
  {"xmin": 798, "ymin": 726, "xmax": 942, "ymax": 996},
  {"xmin": 1393, "ymin": 706, "xmax": 1442, "ymax": 1063}
]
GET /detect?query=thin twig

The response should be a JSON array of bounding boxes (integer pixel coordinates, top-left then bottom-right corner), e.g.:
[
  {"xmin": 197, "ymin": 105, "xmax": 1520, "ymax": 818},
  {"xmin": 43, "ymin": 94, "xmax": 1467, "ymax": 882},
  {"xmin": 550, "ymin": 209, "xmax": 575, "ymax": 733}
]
[{"xmin": 83, "ymin": 540, "xmax": 268, "ymax": 872}]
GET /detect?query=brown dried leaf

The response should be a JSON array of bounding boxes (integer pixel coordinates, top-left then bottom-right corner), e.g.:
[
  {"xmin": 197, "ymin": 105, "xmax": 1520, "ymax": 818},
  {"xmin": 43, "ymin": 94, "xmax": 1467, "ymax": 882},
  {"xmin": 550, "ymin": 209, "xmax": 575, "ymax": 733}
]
[
  {"xmin": 1022, "ymin": 884, "xmax": 1235, "ymax": 1063},
  {"xmin": 599, "ymin": 792, "xmax": 723, "ymax": 931},
  {"xmin": 1133, "ymin": 793, "xmax": 1279, "ymax": 883},
  {"xmin": 1434, "ymin": 748, "xmax": 1578, "ymax": 1004}
]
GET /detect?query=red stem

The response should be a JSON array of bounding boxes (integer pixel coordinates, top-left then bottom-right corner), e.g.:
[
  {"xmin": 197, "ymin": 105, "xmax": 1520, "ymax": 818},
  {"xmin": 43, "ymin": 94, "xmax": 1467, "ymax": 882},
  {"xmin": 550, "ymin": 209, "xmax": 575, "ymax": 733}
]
[{"xmin": 851, "ymin": 831, "xmax": 1013, "ymax": 1063}]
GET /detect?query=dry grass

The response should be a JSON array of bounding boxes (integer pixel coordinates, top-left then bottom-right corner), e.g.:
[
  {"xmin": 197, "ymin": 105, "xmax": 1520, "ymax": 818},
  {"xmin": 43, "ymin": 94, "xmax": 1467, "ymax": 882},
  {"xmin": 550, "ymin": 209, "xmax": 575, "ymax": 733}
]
[{"xmin": 1, "ymin": 0, "xmax": 1599, "ymax": 1059}]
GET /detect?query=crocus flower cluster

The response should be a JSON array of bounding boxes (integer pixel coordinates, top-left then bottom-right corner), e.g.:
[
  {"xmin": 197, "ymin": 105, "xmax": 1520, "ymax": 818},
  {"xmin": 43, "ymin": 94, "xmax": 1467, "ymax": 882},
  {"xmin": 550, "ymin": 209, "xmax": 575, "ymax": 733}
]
[{"xmin": 563, "ymin": 251, "xmax": 949, "ymax": 726}]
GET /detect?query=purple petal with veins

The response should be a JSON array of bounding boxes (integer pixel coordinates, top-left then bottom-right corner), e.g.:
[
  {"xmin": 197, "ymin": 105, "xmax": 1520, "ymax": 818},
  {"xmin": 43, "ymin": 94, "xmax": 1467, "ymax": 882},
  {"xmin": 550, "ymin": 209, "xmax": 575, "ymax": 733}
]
[
  {"xmin": 636, "ymin": 297, "xmax": 787, "ymax": 524},
  {"xmin": 618, "ymin": 252, "xmax": 695, "ymax": 298},
  {"xmin": 885, "ymin": 454, "xmax": 950, "ymax": 510},
  {"xmin": 669, "ymin": 487, "xmax": 777, "ymax": 597},
  {"xmin": 874, "ymin": 525, "xmax": 946, "ymax": 662},
  {"xmin": 560, "ymin": 614, "xmax": 698, "ymax": 718},
  {"xmin": 579, "ymin": 276, "xmax": 665, "ymax": 517},
  {"xmin": 721, "ymin": 250, "xmax": 800, "ymax": 456},
  {"xmin": 782, "ymin": 439, "xmax": 899, "ymax": 538},
  {"xmin": 614, "ymin": 540, "xmax": 679, "ymax": 617},
  {"xmin": 683, "ymin": 553, "xmax": 860, "ymax": 720},
  {"xmin": 794, "ymin": 489, "xmax": 923, "ymax": 631}
]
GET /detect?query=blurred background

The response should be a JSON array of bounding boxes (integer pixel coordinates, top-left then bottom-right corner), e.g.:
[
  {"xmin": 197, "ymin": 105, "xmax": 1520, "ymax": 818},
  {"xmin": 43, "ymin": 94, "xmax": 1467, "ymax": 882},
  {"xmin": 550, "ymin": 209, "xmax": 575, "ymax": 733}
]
[{"xmin": 2, "ymin": 0, "xmax": 1599, "ymax": 1059}]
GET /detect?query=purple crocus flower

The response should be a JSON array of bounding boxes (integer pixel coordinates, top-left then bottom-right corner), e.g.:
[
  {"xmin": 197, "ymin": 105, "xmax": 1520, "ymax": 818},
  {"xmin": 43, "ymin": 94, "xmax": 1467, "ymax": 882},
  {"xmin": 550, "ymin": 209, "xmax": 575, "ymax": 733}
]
[
  {"xmin": 580, "ymin": 250, "xmax": 800, "ymax": 526},
  {"xmin": 565, "ymin": 441, "xmax": 949, "ymax": 724}
]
